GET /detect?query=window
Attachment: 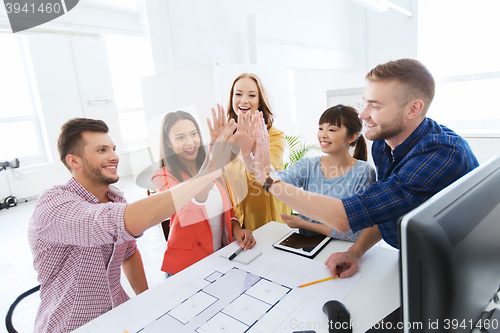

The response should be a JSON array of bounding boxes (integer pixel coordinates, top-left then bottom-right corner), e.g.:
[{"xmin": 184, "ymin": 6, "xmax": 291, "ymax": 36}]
[
  {"xmin": 0, "ymin": 34, "xmax": 48, "ymax": 166},
  {"xmin": 418, "ymin": 0, "xmax": 500, "ymax": 133},
  {"xmin": 105, "ymin": 35, "xmax": 156, "ymax": 151}
]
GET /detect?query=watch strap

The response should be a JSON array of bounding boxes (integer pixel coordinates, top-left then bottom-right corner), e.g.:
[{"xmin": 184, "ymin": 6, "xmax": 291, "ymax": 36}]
[{"xmin": 263, "ymin": 176, "xmax": 279, "ymax": 192}]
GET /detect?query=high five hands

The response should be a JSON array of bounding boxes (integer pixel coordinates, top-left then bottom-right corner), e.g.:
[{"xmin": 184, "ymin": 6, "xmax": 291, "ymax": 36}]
[
  {"xmin": 207, "ymin": 104, "xmax": 261, "ymax": 173},
  {"xmin": 204, "ymin": 103, "xmax": 271, "ymax": 183},
  {"xmin": 199, "ymin": 104, "xmax": 239, "ymax": 176},
  {"xmin": 252, "ymin": 112, "xmax": 271, "ymax": 185}
]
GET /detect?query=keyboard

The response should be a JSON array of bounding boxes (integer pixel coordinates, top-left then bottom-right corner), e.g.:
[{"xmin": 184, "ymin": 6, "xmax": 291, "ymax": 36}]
[{"xmin": 365, "ymin": 307, "xmax": 402, "ymax": 333}]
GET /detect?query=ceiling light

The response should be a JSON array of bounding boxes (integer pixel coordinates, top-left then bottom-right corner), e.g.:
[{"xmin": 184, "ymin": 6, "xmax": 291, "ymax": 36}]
[{"xmin": 351, "ymin": 0, "xmax": 412, "ymax": 17}]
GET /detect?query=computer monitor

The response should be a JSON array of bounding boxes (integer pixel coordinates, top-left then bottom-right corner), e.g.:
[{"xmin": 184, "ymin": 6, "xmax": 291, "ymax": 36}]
[{"xmin": 399, "ymin": 156, "xmax": 500, "ymax": 332}]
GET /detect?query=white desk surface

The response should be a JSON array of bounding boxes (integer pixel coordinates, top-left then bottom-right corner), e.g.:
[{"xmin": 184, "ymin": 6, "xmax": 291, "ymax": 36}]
[
  {"xmin": 253, "ymin": 222, "xmax": 400, "ymax": 332},
  {"xmin": 74, "ymin": 221, "xmax": 400, "ymax": 333}
]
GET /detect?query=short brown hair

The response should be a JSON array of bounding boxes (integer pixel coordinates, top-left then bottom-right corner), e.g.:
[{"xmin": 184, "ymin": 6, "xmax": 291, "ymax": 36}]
[
  {"xmin": 57, "ymin": 118, "xmax": 109, "ymax": 170},
  {"xmin": 227, "ymin": 73, "xmax": 274, "ymax": 129},
  {"xmin": 366, "ymin": 58, "xmax": 435, "ymax": 115}
]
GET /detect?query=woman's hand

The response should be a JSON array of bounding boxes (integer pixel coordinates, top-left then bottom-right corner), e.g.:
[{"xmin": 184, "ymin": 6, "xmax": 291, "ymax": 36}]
[
  {"xmin": 232, "ymin": 224, "xmax": 256, "ymax": 250},
  {"xmin": 199, "ymin": 119, "xmax": 238, "ymax": 176},
  {"xmin": 281, "ymin": 213, "xmax": 306, "ymax": 229},
  {"xmin": 207, "ymin": 104, "xmax": 226, "ymax": 144},
  {"xmin": 235, "ymin": 111, "xmax": 257, "ymax": 159}
]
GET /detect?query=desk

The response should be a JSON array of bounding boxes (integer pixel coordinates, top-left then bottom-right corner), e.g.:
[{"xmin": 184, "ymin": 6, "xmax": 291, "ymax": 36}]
[
  {"xmin": 74, "ymin": 222, "xmax": 400, "ymax": 333},
  {"xmin": 253, "ymin": 222, "xmax": 400, "ymax": 332}
]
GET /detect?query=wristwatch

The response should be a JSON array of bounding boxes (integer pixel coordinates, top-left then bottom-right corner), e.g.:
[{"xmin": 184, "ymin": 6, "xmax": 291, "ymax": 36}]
[{"xmin": 263, "ymin": 171, "xmax": 281, "ymax": 192}]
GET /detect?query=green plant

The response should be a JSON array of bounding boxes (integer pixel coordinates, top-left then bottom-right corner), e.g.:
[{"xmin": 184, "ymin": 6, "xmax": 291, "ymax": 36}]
[
  {"xmin": 283, "ymin": 135, "xmax": 320, "ymax": 215},
  {"xmin": 284, "ymin": 135, "xmax": 320, "ymax": 169}
]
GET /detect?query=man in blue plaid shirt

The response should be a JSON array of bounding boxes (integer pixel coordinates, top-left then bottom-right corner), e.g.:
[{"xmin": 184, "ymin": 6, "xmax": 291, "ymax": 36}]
[{"xmin": 252, "ymin": 58, "xmax": 479, "ymax": 278}]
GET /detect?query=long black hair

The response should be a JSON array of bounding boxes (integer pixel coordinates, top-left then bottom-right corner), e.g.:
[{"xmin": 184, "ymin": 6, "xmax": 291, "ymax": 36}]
[{"xmin": 159, "ymin": 111, "xmax": 206, "ymax": 183}]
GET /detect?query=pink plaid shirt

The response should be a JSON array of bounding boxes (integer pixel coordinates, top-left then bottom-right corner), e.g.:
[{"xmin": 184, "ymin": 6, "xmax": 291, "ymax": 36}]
[{"xmin": 28, "ymin": 178, "xmax": 137, "ymax": 333}]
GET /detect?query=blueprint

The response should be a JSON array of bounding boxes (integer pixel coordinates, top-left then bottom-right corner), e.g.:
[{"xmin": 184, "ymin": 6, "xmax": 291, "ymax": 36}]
[{"xmin": 74, "ymin": 243, "xmax": 362, "ymax": 333}]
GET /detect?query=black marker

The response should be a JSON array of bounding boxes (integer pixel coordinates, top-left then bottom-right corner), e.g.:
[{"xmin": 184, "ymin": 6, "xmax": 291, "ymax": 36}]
[{"xmin": 228, "ymin": 247, "xmax": 243, "ymax": 260}]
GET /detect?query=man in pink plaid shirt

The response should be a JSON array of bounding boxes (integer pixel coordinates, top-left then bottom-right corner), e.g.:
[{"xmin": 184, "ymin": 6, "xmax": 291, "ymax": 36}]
[{"xmin": 28, "ymin": 117, "xmax": 238, "ymax": 332}]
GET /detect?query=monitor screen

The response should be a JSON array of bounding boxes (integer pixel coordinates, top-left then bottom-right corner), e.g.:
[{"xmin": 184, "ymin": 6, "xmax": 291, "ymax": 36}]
[{"xmin": 399, "ymin": 156, "xmax": 500, "ymax": 332}]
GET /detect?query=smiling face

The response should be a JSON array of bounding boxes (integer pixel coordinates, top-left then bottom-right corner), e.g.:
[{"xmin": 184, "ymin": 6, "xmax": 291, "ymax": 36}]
[
  {"xmin": 317, "ymin": 123, "xmax": 355, "ymax": 155},
  {"xmin": 167, "ymin": 119, "xmax": 201, "ymax": 168},
  {"xmin": 359, "ymin": 80, "xmax": 406, "ymax": 145},
  {"xmin": 79, "ymin": 131, "xmax": 119, "ymax": 185},
  {"xmin": 232, "ymin": 77, "xmax": 260, "ymax": 116}
]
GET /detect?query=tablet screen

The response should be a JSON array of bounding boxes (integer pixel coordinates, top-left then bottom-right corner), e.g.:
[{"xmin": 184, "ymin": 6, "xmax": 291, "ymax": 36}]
[{"xmin": 272, "ymin": 229, "xmax": 331, "ymax": 258}]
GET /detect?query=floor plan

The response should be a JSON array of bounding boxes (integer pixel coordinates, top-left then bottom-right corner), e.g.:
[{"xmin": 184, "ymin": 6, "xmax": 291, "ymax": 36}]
[
  {"xmin": 122, "ymin": 266, "xmax": 312, "ymax": 333},
  {"xmin": 74, "ymin": 243, "xmax": 362, "ymax": 333}
]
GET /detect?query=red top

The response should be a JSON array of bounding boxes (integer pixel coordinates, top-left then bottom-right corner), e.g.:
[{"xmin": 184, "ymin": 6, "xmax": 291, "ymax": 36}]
[{"xmin": 152, "ymin": 167, "xmax": 237, "ymax": 274}]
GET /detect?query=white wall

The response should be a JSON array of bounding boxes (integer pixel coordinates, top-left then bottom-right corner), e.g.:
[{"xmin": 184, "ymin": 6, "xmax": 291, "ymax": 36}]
[
  {"xmin": 1, "ymin": 0, "xmax": 420, "ymax": 200},
  {"xmin": 0, "ymin": 36, "xmax": 126, "ymax": 200},
  {"xmin": 365, "ymin": 0, "xmax": 417, "ymax": 69},
  {"xmin": 146, "ymin": 0, "xmax": 366, "ymax": 72},
  {"xmin": 0, "ymin": 4, "xmax": 147, "ymax": 200},
  {"xmin": 144, "ymin": 0, "xmax": 418, "ymax": 147}
]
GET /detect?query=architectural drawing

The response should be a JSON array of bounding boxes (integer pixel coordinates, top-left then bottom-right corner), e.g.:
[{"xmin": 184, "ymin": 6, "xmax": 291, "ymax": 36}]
[{"xmin": 121, "ymin": 266, "xmax": 312, "ymax": 333}]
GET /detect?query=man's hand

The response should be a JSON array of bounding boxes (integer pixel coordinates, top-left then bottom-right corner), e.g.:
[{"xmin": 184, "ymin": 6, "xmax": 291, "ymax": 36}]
[
  {"xmin": 253, "ymin": 112, "xmax": 271, "ymax": 184},
  {"xmin": 324, "ymin": 226, "xmax": 381, "ymax": 278},
  {"xmin": 324, "ymin": 250, "xmax": 361, "ymax": 278}
]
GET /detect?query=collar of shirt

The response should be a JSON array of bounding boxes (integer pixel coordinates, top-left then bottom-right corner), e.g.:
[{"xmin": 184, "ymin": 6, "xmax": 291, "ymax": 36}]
[
  {"xmin": 66, "ymin": 178, "xmax": 126, "ymax": 204},
  {"xmin": 392, "ymin": 118, "xmax": 434, "ymax": 161},
  {"xmin": 373, "ymin": 118, "xmax": 435, "ymax": 177}
]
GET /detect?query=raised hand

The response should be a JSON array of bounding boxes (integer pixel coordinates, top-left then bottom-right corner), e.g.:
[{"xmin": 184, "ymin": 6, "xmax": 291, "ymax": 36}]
[
  {"xmin": 235, "ymin": 111, "xmax": 256, "ymax": 159},
  {"xmin": 207, "ymin": 103, "xmax": 226, "ymax": 144},
  {"xmin": 252, "ymin": 112, "xmax": 271, "ymax": 184},
  {"xmin": 199, "ymin": 119, "xmax": 239, "ymax": 176}
]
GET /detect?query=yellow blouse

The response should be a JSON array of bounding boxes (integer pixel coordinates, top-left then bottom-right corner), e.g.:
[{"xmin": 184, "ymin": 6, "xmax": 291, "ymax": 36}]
[{"xmin": 225, "ymin": 125, "xmax": 289, "ymax": 231}]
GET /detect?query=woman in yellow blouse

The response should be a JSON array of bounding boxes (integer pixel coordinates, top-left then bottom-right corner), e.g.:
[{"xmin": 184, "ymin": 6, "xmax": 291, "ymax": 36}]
[{"xmin": 208, "ymin": 73, "xmax": 288, "ymax": 231}]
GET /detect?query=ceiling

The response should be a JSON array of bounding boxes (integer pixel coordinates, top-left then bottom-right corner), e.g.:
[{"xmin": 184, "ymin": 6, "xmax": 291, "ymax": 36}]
[{"xmin": 81, "ymin": 0, "xmax": 144, "ymax": 14}]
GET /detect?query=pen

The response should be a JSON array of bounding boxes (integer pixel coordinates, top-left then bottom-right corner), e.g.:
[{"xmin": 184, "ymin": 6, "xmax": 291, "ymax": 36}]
[
  {"xmin": 297, "ymin": 275, "xmax": 339, "ymax": 288},
  {"xmin": 229, "ymin": 247, "xmax": 243, "ymax": 260}
]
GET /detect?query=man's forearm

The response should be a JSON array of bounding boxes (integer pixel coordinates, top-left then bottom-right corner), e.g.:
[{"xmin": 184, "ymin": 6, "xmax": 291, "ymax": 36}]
[
  {"xmin": 124, "ymin": 169, "xmax": 223, "ymax": 236},
  {"xmin": 347, "ymin": 225, "xmax": 382, "ymax": 258},
  {"xmin": 269, "ymin": 181, "xmax": 350, "ymax": 233},
  {"xmin": 122, "ymin": 250, "xmax": 148, "ymax": 295}
]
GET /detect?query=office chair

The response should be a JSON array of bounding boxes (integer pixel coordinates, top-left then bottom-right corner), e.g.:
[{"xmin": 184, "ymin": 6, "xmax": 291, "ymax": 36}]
[
  {"xmin": 5, "ymin": 285, "xmax": 40, "ymax": 333},
  {"xmin": 161, "ymin": 218, "xmax": 171, "ymax": 241},
  {"xmin": 146, "ymin": 189, "xmax": 171, "ymax": 242}
]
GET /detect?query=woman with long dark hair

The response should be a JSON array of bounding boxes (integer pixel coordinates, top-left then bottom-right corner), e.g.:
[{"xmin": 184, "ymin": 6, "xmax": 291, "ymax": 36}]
[{"xmin": 152, "ymin": 111, "xmax": 255, "ymax": 275}]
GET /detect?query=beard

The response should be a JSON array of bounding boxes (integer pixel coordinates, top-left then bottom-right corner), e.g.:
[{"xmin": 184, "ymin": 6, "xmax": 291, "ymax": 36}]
[
  {"xmin": 365, "ymin": 110, "xmax": 405, "ymax": 141},
  {"xmin": 82, "ymin": 158, "xmax": 119, "ymax": 185}
]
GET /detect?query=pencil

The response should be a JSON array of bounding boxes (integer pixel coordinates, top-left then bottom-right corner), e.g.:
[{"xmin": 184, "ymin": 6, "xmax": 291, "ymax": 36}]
[{"xmin": 297, "ymin": 275, "xmax": 339, "ymax": 288}]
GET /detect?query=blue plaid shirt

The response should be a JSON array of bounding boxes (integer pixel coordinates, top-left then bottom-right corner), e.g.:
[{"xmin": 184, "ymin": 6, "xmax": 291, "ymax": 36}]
[{"xmin": 342, "ymin": 118, "xmax": 479, "ymax": 248}]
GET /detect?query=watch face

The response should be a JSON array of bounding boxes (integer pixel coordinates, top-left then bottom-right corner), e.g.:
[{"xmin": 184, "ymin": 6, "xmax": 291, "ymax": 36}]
[{"xmin": 269, "ymin": 170, "xmax": 281, "ymax": 181}]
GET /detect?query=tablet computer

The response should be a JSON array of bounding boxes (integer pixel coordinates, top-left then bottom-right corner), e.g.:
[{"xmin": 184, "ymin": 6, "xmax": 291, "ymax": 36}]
[{"xmin": 272, "ymin": 229, "xmax": 331, "ymax": 258}]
